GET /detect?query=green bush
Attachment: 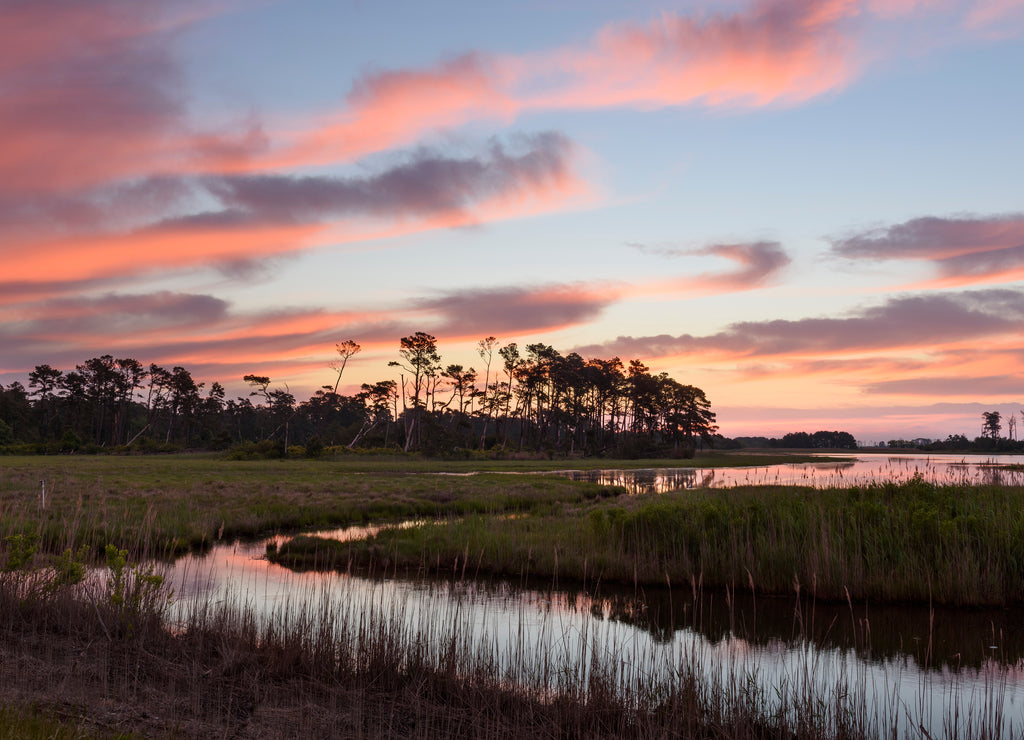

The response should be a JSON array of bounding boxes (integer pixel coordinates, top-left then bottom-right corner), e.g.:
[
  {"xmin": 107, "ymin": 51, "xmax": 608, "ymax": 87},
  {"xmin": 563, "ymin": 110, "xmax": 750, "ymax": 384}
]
[{"xmin": 304, "ymin": 435, "xmax": 324, "ymax": 458}]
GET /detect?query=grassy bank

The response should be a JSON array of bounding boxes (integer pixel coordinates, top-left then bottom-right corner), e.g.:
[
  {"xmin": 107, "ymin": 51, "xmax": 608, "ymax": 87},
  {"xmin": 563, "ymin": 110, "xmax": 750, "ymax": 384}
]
[
  {"xmin": 0, "ymin": 452, "xmax": 820, "ymax": 558},
  {"xmin": 273, "ymin": 476, "xmax": 1024, "ymax": 606},
  {"xmin": 0, "ymin": 455, "xmax": 622, "ymax": 558}
]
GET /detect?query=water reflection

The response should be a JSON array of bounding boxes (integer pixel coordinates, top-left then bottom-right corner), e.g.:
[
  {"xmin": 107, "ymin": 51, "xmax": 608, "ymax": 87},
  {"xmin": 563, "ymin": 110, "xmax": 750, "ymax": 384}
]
[
  {"xmin": 163, "ymin": 532, "xmax": 1024, "ymax": 738},
  {"xmin": 544, "ymin": 453, "xmax": 1024, "ymax": 492},
  {"xmin": 578, "ymin": 584, "xmax": 1024, "ymax": 673},
  {"xmin": 168, "ymin": 532, "xmax": 1024, "ymax": 674}
]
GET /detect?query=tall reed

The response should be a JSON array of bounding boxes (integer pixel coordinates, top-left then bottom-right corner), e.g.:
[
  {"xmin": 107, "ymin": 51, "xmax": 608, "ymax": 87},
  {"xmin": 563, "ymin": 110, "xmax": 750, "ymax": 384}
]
[
  {"xmin": 301, "ymin": 476, "xmax": 1024, "ymax": 606},
  {"xmin": 5, "ymin": 533, "xmax": 1022, "ymax": 737}
]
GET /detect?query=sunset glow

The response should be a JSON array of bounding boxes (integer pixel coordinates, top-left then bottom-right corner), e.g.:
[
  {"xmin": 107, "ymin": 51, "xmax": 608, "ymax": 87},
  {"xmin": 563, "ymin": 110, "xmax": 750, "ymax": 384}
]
[{"xmin": 2, "ymin": 0, "xmax": 1023, "ymax": 442}]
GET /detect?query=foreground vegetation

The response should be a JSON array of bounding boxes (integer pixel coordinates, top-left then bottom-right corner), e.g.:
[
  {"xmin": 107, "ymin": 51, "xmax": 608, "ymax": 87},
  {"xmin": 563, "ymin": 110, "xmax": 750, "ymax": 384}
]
[
  {"xmin": 0, "ymin": 707, "xmax": 136, "ymax": 740},
  {"xmin": 3, "ymin": 544, "xmax": 1013, "ymax": 739},
  {"xmin": 3, "ymin": 453, "xmax": 1024, "ymax": 737}
]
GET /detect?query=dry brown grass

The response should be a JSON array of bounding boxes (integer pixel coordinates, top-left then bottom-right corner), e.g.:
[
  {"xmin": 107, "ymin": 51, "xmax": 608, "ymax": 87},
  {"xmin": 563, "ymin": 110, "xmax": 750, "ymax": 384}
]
[{"xmin": 0, "ymin": 566, "xmax": 889, "ymax": 740}]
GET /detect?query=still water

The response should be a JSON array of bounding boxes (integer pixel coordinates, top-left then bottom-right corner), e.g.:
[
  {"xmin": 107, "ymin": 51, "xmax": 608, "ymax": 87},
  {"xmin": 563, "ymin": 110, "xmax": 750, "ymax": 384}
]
[
  {"xmin": 163, "ymin": 454, "xmax": 1024, "ymax": 737},
  {"xmin": 546, "ymin": 453, "xmax": 1024, "ymax": 492}
]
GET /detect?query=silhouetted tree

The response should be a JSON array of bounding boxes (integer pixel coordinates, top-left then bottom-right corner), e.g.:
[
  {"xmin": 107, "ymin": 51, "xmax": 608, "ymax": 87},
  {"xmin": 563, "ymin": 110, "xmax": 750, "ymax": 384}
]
[
  {"xmin": 389, "ymin": 332, "xmax": 441, "ymax": 451},
  {"xmin": 476, "ymin": 336, "xmax": 499, "ymax": 447},
  {"xmin": 7, "ymin": 334, "xmax": 734, "ymax": 458},
  {"xmin": 983, "ymin": 411, "xmax": 1002, "ymax": 440},
  {"xmin": 330, "ymin": 339, "xmax": 361, "ymax": 393},
  {"xmin": 28, "ymin": 364, "xmax": 64, "ymax": 440}
]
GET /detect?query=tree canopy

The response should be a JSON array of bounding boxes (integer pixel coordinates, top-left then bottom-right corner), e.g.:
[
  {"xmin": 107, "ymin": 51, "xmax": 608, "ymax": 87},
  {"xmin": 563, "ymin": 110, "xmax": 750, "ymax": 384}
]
[{"xmin": 0, "ymin": 333, "xmax": 719, "ymax": 458}]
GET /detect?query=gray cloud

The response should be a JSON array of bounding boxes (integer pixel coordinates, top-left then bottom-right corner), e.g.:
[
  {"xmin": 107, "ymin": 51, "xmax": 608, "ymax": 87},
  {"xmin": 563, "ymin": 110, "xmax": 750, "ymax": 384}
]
[
  {"xmin": 831, "ymin": 213, "xmax": 1024, "ymax": 261},
  {"xmin": 416, "ymin": 284, "xmax": 611, "ymax": 336},
  {"xmin": 573, "ymin": 288, "xmax": 1024, "ymax": 359},
  {"xmin": 933, "ymin": 244, "xmax": 1024, "ymax": 280},
  {"xmin": 198, "ymin": 132, "xmax": 573, "ymax": 226},
  {"xmin": 0, "ymin": 292, "xmax": 231, "ymax": 344},
  {"xmin": 630, "ymin": 240, "xmax": 790, "ymax": 291},
  {"xmin": 0, "ymin": 177, "xmax": 194, "ymax": 244}
]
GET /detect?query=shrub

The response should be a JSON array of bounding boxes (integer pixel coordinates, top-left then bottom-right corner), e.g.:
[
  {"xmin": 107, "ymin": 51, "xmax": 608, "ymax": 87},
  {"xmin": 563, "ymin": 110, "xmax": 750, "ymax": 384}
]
[{"xmin": 304, "ymin": 435, "xmax": 324, "ymax": 458}]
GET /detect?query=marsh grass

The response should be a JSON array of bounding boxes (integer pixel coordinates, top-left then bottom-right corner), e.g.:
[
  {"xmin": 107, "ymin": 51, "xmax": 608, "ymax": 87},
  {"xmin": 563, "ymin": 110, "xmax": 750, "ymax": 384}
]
[
  {"xmin": 0, "ymin": 455, "xmax": 628, "ymax": 558},
  {"xmin": 283, "ymin": 476, "xmax": 1024, "ymax": 606},
  {"xmin": 0, "ymin": 555, "xmax": 933, "ymax": 739},
  {"xmin": 3, "ymin": 523, "xmax": 1021, "ymax": 737},
  {"xmin": 4, "ymin": 454, "xmax": 1024, "ymax": 736},
  {"xmin": 4, "ymin": 552, "xmax": 1020, "ymax": 739}
]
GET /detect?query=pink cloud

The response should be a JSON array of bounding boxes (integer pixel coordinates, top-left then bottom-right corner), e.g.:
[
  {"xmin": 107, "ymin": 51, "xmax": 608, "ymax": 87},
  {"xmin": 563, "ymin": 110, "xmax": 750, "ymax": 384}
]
[
  {"xmin": 529, "ymin": 0, "xmax": 860, "ymax": 111},
  {"xmin": 965, "ymin": 0, "xmax": 1024, "ymax": 29},
  {"xmin": 259, "ymin": 0, "xmax": 1024, "ymax": 174},
  {"xmin": 269, "ymin": 0, "xmax": 864, "ymax": 170},
  {"xmin": 274, "ymin": 54, "xmax": 517, "ymax": 169},
  {"xmin": 0, "ymin": 0, "xmax": 255, "ymax": 194}
]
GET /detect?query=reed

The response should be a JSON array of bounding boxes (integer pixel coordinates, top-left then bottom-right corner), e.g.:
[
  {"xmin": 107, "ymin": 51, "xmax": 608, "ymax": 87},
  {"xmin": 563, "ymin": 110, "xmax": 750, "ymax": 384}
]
[
  {"xmin": 288, "ymin": 476, "xmax": 1024, "ymax": 606},
  {"xmin": 4, "ymin": 554, "xmax": 1007, "ymax": 740}
]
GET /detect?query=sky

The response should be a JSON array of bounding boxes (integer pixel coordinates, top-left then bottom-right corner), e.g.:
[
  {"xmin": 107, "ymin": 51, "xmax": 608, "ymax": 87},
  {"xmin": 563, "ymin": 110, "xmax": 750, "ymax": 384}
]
[{"xmin": 2, "ymin": 0, "xmax": 1024, "ymax": 444}]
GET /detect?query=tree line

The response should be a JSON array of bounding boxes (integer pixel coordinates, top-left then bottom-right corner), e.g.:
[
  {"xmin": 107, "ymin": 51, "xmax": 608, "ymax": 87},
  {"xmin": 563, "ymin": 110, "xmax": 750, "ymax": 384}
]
[
  {"xmin": 730, "ymin": 431, "xmax": 858, "ymax": 449},
  {"xmin": 887, "ymin": 411, "xmax": 1024, "ymax": 453},
  {"xmin": 0, "ymin": 333, "xmax": 718, "ymax": 458}
]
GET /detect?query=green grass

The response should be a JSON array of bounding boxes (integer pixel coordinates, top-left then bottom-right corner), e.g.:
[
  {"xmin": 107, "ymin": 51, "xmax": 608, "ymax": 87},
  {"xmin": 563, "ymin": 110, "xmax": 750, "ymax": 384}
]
[
  {"xmin": 9, "ymin": 453, "xmax": 1021, "ymax": 605},
  {"xmin": 275, "ymin": 475, "xmax": 1024, "ymax": 606},
  {"xmin": 0, "ymin": 452, "xmax": 824, "ymax": 560},
  {"xmin": 0, "ymin": 454, "xmax": 635, "ymax": 558},
  {"xmin": 0, "ymin": 706, "xmax": 139, "ymax": 740}
]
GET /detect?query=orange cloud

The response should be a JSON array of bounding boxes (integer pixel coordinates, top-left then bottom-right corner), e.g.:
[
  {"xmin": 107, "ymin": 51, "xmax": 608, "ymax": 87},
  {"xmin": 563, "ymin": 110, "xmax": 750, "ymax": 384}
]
[
  {"xmin": 2, "ymin": 135, "xmax": 587, "ymax": 290},
  {"xmin": 0, "ymin": 277, "xmax": 621, "ymax": 388},
  {"xmin": 271, "ymin": 55, "xmax": 518, "ymax": 170},
  {"xmin": 3, "ymin": 223, "xmax": 323, "ymax": 284}
]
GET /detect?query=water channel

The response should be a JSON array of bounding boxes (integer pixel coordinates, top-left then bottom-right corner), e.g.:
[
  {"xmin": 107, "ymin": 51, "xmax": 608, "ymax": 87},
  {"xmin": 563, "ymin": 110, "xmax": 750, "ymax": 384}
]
[
  {"xmin": 164, "ymin": 453, "xmax": 1024, "ymax": 737},
  {"xmin": 542, "ymin": 452, "xmax": 1024, "ymax": 492}
]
